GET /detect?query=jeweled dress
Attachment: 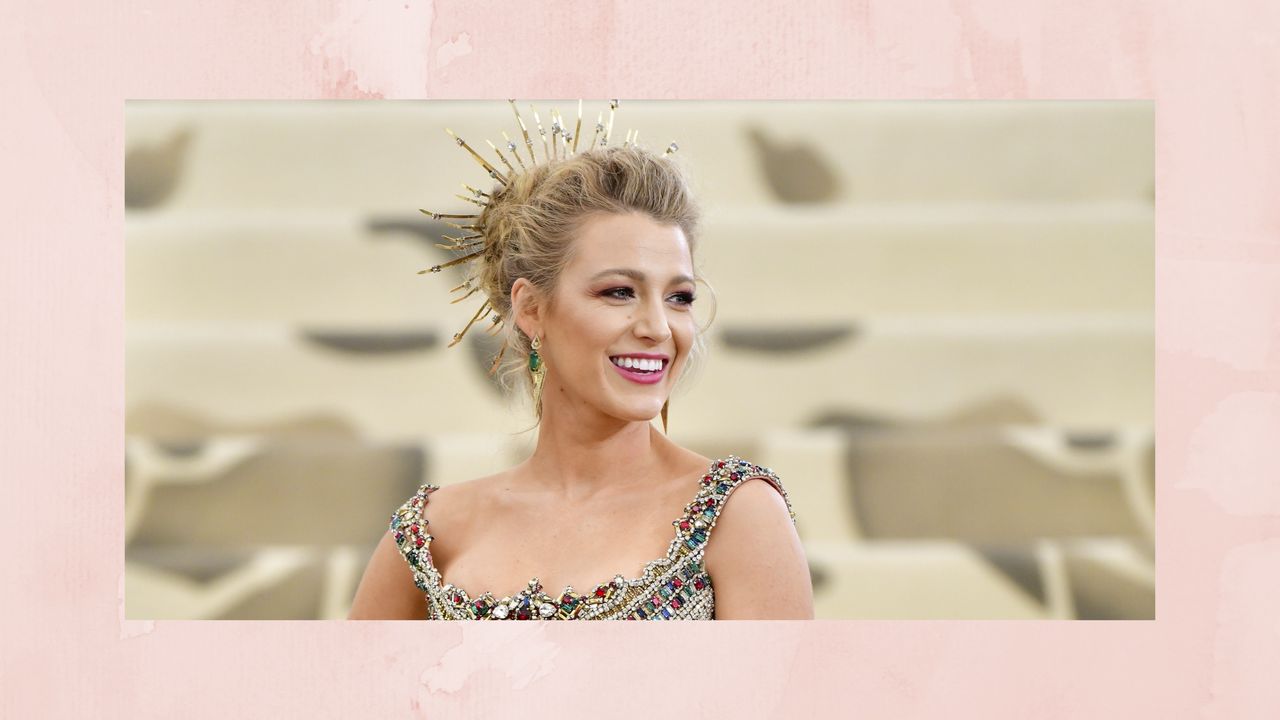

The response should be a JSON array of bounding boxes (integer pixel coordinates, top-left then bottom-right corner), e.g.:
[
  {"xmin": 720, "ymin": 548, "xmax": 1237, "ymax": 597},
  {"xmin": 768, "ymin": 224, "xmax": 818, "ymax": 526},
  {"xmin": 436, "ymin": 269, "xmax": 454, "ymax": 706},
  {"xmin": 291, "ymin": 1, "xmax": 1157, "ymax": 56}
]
[{"xmin": 390, "ymin": 455, "xmax": 796, "ymax": 620}]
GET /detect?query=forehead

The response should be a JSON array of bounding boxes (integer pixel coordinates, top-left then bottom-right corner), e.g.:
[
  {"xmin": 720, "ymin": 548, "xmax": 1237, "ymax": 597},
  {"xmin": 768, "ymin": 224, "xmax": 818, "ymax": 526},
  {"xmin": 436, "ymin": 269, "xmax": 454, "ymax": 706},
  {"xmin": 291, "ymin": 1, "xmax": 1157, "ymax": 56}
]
[{"xmin": 564, "ymin": 211, "xmax": 692, "ymax": 277}]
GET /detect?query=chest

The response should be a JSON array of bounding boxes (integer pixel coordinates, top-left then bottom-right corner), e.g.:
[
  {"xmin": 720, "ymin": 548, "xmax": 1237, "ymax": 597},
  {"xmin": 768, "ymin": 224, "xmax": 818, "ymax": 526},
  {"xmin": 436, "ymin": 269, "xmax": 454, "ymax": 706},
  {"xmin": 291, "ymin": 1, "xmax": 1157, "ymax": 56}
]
[{"xmin": 433, "ymin": 493, "xmax": 685, "ymax": 599}]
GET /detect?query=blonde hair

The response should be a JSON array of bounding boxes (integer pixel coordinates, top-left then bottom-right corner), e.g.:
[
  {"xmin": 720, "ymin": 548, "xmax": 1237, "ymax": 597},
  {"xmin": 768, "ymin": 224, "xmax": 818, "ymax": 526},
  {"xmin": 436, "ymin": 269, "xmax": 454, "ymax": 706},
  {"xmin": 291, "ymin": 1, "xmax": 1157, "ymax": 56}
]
[{"xmin": 470, "ymin": 145, "xmax": 714, "ymax": 421}]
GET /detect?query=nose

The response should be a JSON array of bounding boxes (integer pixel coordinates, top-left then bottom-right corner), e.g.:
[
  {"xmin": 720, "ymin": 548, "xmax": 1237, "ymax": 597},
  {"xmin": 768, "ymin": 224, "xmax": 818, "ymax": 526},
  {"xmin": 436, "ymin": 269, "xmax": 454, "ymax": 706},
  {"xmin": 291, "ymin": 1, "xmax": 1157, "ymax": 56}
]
[{"xmin": 632, "ymin": 293, "xmax": 673, "ymax": 344}]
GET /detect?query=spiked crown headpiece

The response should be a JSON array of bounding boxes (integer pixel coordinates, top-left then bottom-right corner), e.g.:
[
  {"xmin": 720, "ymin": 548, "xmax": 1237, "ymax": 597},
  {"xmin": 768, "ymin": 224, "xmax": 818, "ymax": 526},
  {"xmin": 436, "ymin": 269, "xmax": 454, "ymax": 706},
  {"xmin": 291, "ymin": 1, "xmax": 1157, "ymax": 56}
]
[{"xmin": 416, "ymin": 99, "xmax": 681, "ymax": 376}]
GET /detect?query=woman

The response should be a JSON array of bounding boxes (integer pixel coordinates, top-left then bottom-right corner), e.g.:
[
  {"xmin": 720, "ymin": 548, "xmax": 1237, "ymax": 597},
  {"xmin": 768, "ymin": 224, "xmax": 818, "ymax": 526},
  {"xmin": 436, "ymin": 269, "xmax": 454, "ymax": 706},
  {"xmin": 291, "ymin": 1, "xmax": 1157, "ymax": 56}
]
[{"xmin": 348, "ymin": 101, "xmax": 812, "ymax": 620}]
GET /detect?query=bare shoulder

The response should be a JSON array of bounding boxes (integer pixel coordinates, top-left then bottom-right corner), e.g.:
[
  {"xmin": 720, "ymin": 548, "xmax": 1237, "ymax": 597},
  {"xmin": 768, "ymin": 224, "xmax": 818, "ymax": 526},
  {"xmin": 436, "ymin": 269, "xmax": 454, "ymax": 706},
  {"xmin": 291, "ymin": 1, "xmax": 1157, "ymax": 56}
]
[
  {"xmin": 347, "ymin": 526, "xmax": 426, "ymax": 619},
  {"xmin": 345, "ymin": 474, "xmax": 491, "ymax": 620},
  {"xmin": 702, "ymin": 472, "xmax": 814, "ymax": 619}
]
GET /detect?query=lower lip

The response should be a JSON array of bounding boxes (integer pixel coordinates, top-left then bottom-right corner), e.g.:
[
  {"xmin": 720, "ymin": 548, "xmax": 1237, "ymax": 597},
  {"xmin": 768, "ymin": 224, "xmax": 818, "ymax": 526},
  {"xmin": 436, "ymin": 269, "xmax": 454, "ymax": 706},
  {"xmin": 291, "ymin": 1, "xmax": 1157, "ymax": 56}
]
[{"xmin": 609, "ymin": 358, "xmax": 667, "ymax": 385}]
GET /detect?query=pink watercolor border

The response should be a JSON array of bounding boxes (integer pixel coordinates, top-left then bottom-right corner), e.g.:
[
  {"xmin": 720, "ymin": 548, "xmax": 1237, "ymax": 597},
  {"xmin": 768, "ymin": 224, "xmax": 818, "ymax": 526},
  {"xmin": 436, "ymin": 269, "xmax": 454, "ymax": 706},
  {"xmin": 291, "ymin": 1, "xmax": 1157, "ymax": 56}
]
[{"xmin": 3, "ymin": 0, "xmax": 1277, "ymax": 716}]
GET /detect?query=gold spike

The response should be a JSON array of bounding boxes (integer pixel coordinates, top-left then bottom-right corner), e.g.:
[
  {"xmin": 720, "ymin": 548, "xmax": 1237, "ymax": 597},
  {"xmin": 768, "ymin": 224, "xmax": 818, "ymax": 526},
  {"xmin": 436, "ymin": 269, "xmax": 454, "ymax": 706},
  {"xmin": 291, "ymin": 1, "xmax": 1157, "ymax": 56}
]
[
  {"xmin": 572, "ymin": 99, "xmax": 583, "ymax": 154},
  {"xmin": 462, "ymin": 184, "xmax": 490, "ymax": 198},
  {"xmin": 486, "ymin": 139, "xmax": 517, "ymax": 177},
  {"xmin": 549, "ymin": 108, "xmax": 561, "ymax": 162},
  {"xmin": 602, "ymin": 99, "xmax": 618, "ymax": 147},
  {"xmin": 436, "ymin": 234, "xmax": 484, "ymax": 249},
  {"xmin": 450, "ymin": 278, "xmax": 474, "ymax": 293},
  {"xmin": 631, "ymin": 129, "xmax": 639, "ymax": 148},
  {"xmin": 485, "ymin": 315, "xmax": 504, "ymax": 334},
  {"xmin": 589, "ymin": 111, "xmax": 603, "ymax": 151},
  {"xmin": 531, "ymin": 106, "xmax": 549, "ymax": 164},
  {"xmin": 508, "ymin": 100, "xmax": 537, "ymax": 168},
  {"xmin": 555, "ymin": 108, "xmax": 571, "ymax": 158},
  {"xmin": 445, "ymin": 128, "xmax": 509, "ymax": 185},
  {"xmin": 419, "ymin": 209, "xmax": 479, "ymax": 220},
  {"xmin": 501, "ymin": 130, "xmax": 528, "ymax": 172},
  {"xmin": 487, "ymin": 343, "xmax": 509, "ymax": 375},
  {"xmin": 436, "ymin": 218, "xmax": 484, "ymax": 231},
  {"xmin": 455, "ymin": 193, "xmax": 488, "ymax": 207},
  {"xmin": 450, "ymin": 286, "xmax": 481, "ymax": 304},
  {"xmin": 449, "ymin": 300, "xmax": 492, "ymax": 347},
  {"xmin": 417, "ymin": 250, "xmax": 482, "ymax": 274}
]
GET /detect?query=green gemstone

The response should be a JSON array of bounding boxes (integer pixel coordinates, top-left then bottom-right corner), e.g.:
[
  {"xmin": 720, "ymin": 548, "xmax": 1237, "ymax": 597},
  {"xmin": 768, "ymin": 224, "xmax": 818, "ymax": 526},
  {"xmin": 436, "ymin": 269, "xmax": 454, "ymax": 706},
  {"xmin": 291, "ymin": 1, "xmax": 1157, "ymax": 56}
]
[{"xmin": 529, "ymin": 351, "xmax": 541, "ymax": 372}]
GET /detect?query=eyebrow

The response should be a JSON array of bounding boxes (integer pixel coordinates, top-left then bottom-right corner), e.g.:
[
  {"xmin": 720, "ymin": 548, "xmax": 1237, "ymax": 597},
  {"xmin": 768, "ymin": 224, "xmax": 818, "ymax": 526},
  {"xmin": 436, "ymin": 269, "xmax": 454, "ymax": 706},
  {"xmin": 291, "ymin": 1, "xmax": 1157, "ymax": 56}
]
[{"xmin": 590, "ymin": 268, "xmax": 695, "ymax": 286}]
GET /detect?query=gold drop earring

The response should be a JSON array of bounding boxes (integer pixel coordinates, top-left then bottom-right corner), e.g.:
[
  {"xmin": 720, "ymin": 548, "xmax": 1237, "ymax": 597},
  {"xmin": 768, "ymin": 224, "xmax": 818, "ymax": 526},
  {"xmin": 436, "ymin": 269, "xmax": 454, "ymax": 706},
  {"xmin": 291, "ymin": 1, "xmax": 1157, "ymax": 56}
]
[
  {"xmin": 661, "ymin": 398, "xmax": 669, "ymax": 434},
  {"xmin": 529, "ymin": 335, "xmax": 546, "ymax": 412}
]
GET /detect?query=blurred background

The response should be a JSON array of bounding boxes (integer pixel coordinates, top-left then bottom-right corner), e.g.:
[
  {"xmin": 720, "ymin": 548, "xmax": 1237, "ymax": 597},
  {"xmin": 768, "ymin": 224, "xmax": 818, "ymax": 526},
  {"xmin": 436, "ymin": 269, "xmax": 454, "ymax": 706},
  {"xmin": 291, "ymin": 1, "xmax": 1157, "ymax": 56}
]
[{"xmin": 125, "ymin": 100, "xmax": 1154, "ymax": 620}]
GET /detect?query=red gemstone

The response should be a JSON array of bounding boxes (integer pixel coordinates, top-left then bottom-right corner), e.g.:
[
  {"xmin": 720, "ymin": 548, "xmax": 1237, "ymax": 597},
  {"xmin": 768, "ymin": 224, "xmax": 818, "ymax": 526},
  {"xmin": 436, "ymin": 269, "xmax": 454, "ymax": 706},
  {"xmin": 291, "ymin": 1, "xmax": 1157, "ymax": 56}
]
[
  {"xmin": 409, "ymin": 524, "xmax": 419, "ymax": 534},
  {"xmin": 595, "ymin": 587, "xmax": 607, "ymax": 598},
  {"xmin": 671, "ymin": 597, "xmax": 682, "ymax": 609},
  {"xmin": 679, "ymin": 520, "xmax": 691, "ymax": 530},
  {"xmin": 517, "ymin": 609, "xmax": 530, "ymax": 620},
  {"xmin": 415, "ymin": 537, "xmax": 425, "ymax": 548},
  {"xmin": 453, "ymin": 593, "xmax": 462, "ymax": 603},
  {"xmin": 672, "ymin": 578, "xmax": 682, "ymax": 589},
  {"xmin": 706, "ymin": 498, "xmax": 715, "ymax": 507},
  {"xmin": 651, "ymin": 595, "xmax": 661, "ymax": 605},
  {"xmin": 717, "ymin": 461, "xmax": 725, "ymax": 468},
  {"xmin": 694, "ymin": 578, "xmax": 705, "ymax": 590}
]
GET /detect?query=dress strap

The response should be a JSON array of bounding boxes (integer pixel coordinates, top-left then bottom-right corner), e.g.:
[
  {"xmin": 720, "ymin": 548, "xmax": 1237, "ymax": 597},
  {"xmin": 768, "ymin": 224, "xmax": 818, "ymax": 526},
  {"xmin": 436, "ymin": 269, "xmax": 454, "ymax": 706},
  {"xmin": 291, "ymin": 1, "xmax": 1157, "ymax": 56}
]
[
  {"xmin": 673, "ymin": 457, "xmax": 796, "ymax": 556},
  {"xmin": 389, "ymin": 483, "xmax": 441, "ymax": 583}
]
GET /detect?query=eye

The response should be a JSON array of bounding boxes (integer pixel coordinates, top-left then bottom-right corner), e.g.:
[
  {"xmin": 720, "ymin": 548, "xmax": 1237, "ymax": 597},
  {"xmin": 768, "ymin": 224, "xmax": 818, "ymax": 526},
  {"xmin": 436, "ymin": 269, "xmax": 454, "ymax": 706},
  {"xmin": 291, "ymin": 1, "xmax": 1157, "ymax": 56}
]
[
  {"xmin": 602, "ymin": 287, "xmax": 636, "ymax": 300},
  {"xmin": 668, "ymin": 292, "xmax": 696, "ymax": 306}
]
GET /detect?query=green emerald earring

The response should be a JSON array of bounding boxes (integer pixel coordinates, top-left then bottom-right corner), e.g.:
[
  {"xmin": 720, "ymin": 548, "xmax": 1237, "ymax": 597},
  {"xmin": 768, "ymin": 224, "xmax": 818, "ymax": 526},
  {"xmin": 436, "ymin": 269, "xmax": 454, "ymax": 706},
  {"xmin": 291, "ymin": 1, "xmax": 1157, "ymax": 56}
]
[{"xmin": 529, "ymin": 335, "xmax": 546, "ymax": 412}]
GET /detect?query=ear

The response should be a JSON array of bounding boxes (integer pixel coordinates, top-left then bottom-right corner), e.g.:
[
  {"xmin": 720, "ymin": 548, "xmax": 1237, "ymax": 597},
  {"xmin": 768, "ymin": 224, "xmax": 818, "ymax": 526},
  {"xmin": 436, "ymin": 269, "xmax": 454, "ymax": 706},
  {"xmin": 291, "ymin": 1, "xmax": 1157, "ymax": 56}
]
[{"xmin": 510, "ymin": 278, "xmax": 544, "ymax": 339}]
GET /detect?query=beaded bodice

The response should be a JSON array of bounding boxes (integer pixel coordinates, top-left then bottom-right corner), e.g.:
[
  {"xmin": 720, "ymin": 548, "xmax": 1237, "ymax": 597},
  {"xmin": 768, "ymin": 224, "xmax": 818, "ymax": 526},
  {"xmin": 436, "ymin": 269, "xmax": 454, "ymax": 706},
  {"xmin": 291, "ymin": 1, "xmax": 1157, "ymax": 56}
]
[{"xmin": 390, "ymin": 455, "xmax": 796, "ymax": 620}]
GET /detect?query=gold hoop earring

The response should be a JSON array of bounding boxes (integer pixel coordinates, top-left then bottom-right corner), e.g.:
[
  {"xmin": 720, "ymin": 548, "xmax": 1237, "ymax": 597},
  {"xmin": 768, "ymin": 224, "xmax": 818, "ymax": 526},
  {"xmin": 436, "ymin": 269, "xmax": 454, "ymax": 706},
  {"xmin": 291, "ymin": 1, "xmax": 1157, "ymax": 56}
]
[
  {"xmin": 529, "ymin": 335, "xmax": 546, "ymax": 413},
  {"xmin": 661, "ymin": 398, "xmax": 669, "ymax": 434}
]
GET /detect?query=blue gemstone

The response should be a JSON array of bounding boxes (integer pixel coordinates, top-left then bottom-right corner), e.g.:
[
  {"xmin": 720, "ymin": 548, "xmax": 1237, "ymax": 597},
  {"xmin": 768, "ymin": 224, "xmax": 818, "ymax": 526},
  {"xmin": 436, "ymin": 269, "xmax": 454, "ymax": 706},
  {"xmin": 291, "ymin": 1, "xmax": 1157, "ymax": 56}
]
[
  {"xmin": 685, "ymin": 538, "xmax": 698, "ymax": 550},
  {"xmin": 660, "ymin": 607, "xmax": 671, "ymax": 619},
  {"xmin": 636, "ymin": 607, "xmax": 647, "ymax": 619},
  {"xmin": 716, "ymin": 483, "xmax": 728, "ymax": 493},
  {"xmin": 391, "ymin": 516, "xmax": 401, "ymax": 529}
]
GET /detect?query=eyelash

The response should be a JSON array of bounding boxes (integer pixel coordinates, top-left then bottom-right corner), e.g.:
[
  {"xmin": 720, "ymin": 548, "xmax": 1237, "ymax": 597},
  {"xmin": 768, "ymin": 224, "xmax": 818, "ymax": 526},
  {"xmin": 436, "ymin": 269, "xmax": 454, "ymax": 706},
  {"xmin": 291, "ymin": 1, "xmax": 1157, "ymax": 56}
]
[{"xmin": 602, "ymin": 287, "xmax": 696, "ymax": 306}]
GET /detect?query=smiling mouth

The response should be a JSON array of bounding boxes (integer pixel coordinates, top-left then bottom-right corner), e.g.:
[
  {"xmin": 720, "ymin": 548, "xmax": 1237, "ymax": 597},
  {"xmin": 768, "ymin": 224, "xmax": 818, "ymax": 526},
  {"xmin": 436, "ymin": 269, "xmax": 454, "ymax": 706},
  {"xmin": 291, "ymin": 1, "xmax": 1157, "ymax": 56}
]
[{"xmin": 608, "ymin": 356, "xmax": 669, "ymax": 374}]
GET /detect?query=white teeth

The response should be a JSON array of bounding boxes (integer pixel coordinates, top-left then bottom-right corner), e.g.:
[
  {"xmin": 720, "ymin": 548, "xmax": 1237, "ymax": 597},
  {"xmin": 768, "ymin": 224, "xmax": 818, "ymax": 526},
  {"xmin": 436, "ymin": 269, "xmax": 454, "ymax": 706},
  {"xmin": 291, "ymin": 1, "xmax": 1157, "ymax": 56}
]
[{"xmin": 611, "ymin": 356, "xmax": 665, "ymax": 372}]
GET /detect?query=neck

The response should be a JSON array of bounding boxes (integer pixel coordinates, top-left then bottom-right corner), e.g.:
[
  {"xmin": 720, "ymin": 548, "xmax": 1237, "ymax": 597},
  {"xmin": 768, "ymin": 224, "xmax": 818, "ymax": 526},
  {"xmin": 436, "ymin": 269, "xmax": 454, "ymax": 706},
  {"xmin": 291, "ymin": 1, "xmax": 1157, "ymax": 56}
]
[{"xmin": 521, "ymin": 398, "xmax": 673, "ymax": 501}]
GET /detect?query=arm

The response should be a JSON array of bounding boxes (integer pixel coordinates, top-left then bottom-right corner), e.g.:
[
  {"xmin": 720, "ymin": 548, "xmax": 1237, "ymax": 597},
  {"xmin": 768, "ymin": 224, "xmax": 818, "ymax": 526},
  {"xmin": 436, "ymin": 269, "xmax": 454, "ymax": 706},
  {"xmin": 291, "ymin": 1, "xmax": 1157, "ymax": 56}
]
[
  {"xmin": 347, "ymin": 529, "xmax": 429, "ymax": 620},
  {"xmin": 702, "ymin": 477, "xmax": 814, "ymax": 620}
]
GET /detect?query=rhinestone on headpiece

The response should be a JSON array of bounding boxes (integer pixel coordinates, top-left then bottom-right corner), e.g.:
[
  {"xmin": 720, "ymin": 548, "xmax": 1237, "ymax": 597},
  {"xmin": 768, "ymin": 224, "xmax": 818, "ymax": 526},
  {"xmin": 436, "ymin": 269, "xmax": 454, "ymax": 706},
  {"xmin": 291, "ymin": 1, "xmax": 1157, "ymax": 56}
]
[{"xmin": 417, "ymin": 99, "xmax": 682, "ymax": 373}]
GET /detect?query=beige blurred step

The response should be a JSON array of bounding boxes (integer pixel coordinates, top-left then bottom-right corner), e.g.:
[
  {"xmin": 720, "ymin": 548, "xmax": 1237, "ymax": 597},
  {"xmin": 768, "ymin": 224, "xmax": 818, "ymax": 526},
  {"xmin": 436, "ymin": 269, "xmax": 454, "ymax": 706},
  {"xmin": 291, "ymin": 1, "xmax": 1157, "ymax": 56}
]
[
  {"xmin": 126, "ymin": 546, "xmax": 327, "ymax": 620},
  {"xmin": 127, "ymin": 316, "xmax": 1151, "ymax": 438},
  {"xmin": 124, "ymin": 435, "xmax": 429, "ymax": 547},
  {"xmin": 806, "ymin": 540, "xmax": 1049, "ymax": 619},
  {"xmin": 755, "ymin": 425, "xmax": 1150, "ymax": 546},
  {"xmin": 126, "ymin": 100, "xmax": 1152, "ymax": 213},
  {"xmin": 126, "ymin": 203, "xmax": 1152, "ymax": 324},
  {"xmin": 806, "ymin": 536, "xmax": 1151, "ymax": 619},
  {"xmin": 126, "ymin": 323, "xmax": 520, "ymax": 439},
  {"xmin": 825, "ymin": 426, "xmax": 1152, "ymax": 544},
  {"xmin": 679, "ymin": 315, "xmax": 1153, "ymax": 431}
]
